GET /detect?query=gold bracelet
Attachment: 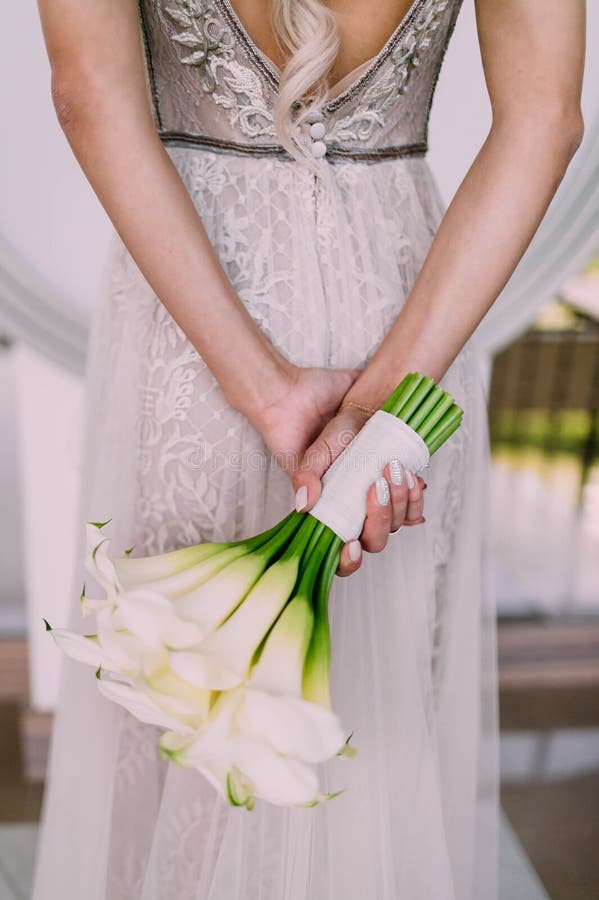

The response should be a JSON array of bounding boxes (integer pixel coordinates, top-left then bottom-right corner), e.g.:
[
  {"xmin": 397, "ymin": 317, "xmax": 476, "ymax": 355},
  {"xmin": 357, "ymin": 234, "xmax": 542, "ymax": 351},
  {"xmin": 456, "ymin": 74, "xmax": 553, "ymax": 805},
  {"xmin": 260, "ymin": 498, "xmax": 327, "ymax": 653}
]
[{"xmin": 339, "ymin": 399, "xmax": 378, "ymax": 417}]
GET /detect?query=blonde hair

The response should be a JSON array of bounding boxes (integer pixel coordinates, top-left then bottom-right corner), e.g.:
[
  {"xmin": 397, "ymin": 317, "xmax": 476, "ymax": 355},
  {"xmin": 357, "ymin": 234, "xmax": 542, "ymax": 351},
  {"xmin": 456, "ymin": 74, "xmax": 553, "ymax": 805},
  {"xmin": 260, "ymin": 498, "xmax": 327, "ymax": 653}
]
[{"xmin": 270, "ymin": 0, "xmax": 340, "ymax": 168}]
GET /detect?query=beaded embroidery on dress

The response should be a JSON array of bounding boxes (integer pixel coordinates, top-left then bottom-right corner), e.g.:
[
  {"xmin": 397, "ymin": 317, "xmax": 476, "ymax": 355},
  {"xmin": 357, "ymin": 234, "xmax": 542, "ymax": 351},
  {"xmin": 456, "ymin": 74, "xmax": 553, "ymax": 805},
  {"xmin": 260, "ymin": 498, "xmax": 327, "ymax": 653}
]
[{"xmin": 32, "ymin": 2, "xmax": 499, "ymax": 898}]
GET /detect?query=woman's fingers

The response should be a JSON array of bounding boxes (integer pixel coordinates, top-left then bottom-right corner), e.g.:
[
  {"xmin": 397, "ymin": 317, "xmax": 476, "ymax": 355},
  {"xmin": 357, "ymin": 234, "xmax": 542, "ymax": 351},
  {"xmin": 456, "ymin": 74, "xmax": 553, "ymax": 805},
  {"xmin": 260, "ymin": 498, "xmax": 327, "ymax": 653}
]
[
  {"xmin": 292, "ymin": 408, "xmax": 368, "ymax": 513},
  {"xmin": 337, "ymin": 475, "xmax": 393, "ymax": 574},
  {"xmin": 404, "ymin": 472, "xmax": 426, "ymax": 525},
  {"xmin": 336, "ymin": 539, "xmax": 363, "ymax": 577},
  {"xmin": 359, "ymin": 477, "xmax": 393, "ymax": 553},
  {"xmin": 383, "ymin": 458, "xmax": 410, "ymax": 532},
  {"xmin": 337, "ymin": 476, "xmax": 392, "ymax": 575},
  {"xmin": 335, "ymin": 470, "xmax": 427, "ymax": 575},
  {"xmin": 291, "ymin": 437, "xmax": 333, "ymax": 513}
]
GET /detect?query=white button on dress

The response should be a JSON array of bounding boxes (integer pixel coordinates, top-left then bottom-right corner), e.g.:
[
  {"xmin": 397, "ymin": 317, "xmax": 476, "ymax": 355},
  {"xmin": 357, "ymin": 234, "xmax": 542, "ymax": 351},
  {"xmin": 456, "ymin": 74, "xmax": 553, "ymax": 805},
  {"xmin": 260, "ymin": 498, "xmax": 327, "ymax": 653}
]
[
  {"xmin": 310, "ymin": 140, "xmax": 327, "ymax": 159},
  {"xmin": 303, "ymin": 110, "xmax": 328, "ymax": 158}
]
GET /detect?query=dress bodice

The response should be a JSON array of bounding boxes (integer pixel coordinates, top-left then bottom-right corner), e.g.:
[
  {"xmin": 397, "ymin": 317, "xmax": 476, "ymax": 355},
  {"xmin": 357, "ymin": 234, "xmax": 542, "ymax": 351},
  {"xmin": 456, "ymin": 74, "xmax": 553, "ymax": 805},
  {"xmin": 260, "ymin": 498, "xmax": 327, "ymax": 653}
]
[{"xmin": 138, "ymin": 0, "xmax": 463, "ymax": 163}]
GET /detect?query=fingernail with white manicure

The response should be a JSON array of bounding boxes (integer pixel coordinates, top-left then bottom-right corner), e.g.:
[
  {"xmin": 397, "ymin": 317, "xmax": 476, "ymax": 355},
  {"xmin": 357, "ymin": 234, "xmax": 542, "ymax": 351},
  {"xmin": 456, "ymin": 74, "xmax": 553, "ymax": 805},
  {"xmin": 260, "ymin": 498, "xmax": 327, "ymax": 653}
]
[
  {"xmin": 295, "ymin": 485, "xmax": 308, "ymax": 512},
  {"xmin": 349, "ymin": 540, "xmax": 362, "ymax": 562},
  {"xmin": 375, "ymin": 476, "xmax": 390, "ymax": 506},
  {"xmin": 405, "ymin": 470, "xmax": 415, "ymax": 490},
  {"xmin": 389, "ymin": 457, "xmax": 404, "ymax": 486}
]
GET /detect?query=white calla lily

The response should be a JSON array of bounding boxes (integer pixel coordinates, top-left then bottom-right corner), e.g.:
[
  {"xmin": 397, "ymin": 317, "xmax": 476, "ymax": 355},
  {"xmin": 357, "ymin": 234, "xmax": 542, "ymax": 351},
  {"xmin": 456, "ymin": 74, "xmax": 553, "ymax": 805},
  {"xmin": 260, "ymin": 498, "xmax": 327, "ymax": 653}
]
[
  {"xmin": 250, "ymin": 592, "xmax": 314, "ymax": 696},
  {"xmin": 158, "ymin": 677, "xmax": 346, "ymax": 808},
  {"xmin": 159, "ymin": 690, "xmax": 239, "ymax": 793},
  {"xmin": 230, "ymin": 736, "xmax": 320, "ymax": 807},
  {"xmin": 47, "ymin": 626, "xmax": 104, "ymax": 668},
  {"xmin": 45, "ymin": 616, "xmax": 141, "ymax": 677},
  {"xmin": 141, "ymin": 650, "xmax": 211, "ymax": 719},
  {"xmin": 97, "ymin": 677, "xmax": 199, "ymax": 733},
  {"xmin": 95, "ymin": 606, "xmax": 144, "ymax": 675},
  {"xmin": 240, "ymin": 690, "xmax": 346, "ymax": 764},
  {"xmin": 113, "ymin": 543, "xmax": 244, "ymax": 597},
  {"xmin": 168, "ymin": 555, "xmax": 301, "ymax": 691},
  {"xmin": 116, "ymin": 589, "xmax": 204, "ymax": 649},
  {"xmin": 84, "ymin": 522, "xmax": 123, "ymax": 597},
  {"xmin": 158, "ymin": 689, "xmax": 326, "ymax": 807},
  {"xmin": 201, "ymin": 557, "xmax": 299, "ymax": 670},
  {"xmin": 79, "ymin": 585, "xmax": 112, "ymax": 618},
  {"xmin": 93, "ymin": 605, "xmax": 212, "ymax": 723},
  {"xmin": 167, "ymin": 649, "xmax": 243, "ymax": 692},
  {"xmin": 175, "ymin": 553, "xmax": 268, "ymax": 633}
]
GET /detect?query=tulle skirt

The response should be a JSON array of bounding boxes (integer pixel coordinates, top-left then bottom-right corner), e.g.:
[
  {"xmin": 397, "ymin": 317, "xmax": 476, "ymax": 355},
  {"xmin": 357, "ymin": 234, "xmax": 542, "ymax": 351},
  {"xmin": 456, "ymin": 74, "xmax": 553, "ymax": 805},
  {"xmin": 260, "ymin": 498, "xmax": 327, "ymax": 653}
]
[{"xmin": 31, "ymin": 147, "xmax": 499, "ymax": 900}]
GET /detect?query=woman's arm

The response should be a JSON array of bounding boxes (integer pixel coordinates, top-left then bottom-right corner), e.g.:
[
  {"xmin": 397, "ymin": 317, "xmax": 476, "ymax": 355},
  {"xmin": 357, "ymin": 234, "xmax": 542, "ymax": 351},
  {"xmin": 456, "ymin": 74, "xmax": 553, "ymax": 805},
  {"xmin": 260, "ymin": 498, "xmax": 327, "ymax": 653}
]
[
  {"xmin": 296, "ymin": 0, "xmax": 586, "ymax": 575},
  {"xmin": 37, "ymin": 0, "xmax": 356, "ymax": 455},
  {"xmin": 340, "ymin": 0, "xmax": 586, "ymax": 405}
]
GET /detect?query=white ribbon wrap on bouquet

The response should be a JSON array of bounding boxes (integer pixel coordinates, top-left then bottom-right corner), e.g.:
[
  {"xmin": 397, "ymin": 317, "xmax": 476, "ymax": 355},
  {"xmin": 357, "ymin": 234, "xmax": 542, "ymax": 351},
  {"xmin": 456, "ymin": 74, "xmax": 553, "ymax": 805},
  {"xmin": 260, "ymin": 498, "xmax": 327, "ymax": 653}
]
[{"xmin": 308, "ymin": 410, "xmax": 430, "ymax": 542}]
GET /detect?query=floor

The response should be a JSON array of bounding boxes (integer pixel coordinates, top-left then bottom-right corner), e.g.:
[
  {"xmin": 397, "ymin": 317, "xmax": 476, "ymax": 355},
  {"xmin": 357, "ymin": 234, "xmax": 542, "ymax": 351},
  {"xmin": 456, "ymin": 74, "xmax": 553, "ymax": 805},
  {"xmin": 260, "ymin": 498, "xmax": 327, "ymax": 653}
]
[{"xmin": 1, "ymin": 623, "xmax": 598, "ymax": 899}]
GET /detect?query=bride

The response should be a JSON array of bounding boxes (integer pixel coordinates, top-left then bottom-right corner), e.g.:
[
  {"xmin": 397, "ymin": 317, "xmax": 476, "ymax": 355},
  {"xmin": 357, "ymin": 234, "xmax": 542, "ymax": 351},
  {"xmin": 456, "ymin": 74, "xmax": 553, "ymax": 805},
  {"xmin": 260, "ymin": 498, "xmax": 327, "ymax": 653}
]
[{"xmin": 32, "ymin": 0, "xmax": 585, "ymax": 897}]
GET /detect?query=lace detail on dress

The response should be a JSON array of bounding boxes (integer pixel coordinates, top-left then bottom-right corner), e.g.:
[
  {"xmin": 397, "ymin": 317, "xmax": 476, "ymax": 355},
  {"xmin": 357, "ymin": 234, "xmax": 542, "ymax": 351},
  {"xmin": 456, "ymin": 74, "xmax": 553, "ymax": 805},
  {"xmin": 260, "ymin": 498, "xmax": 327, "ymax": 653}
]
[
  {"xmin": 210, "ymin": 57, "xmax": 277, "ymax": 138},
  {"xmin": 160, "ymin": 0, "xmax": 277, "ymax": 140},
  {"xmin": 392, "ymin": 0, "xmax": 451, "ymax": 94},
  {"xmin": 163, "ymin": 1, "xmax": 235, "ymax": 92},
  {"xmin": 327, "ymin": 0, "xmax": 450, "ymax": 144}
]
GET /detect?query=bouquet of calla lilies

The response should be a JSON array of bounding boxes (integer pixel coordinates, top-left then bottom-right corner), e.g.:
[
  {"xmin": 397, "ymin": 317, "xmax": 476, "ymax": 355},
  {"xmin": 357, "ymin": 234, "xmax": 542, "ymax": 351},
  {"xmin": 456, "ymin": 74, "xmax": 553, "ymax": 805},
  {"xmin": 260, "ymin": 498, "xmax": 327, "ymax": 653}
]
[{"xmin": 46, "ymin": 374, "xmax": 462, "ymax": 809}]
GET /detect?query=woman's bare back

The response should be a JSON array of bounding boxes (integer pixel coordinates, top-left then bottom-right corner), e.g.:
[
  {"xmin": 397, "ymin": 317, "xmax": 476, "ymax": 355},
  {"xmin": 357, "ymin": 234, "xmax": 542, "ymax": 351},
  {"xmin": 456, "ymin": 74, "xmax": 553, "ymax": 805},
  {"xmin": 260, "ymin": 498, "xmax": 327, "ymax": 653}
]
[{"xmin": 227, "ymin": 0, "xmax": 416, "ymax": 90}]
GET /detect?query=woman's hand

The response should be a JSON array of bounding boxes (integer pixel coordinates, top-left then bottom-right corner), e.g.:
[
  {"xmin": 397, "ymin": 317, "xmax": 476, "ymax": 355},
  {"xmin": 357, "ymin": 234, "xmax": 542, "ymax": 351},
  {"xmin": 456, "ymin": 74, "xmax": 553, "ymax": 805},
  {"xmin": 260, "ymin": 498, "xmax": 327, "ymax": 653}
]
[
  {"xmin": 248, "ymin": 365, "xmax": 361, "ymax": 474},
  {"xmin": 291, "ymin": 406, "xmax": 427, "ymax": 576}
]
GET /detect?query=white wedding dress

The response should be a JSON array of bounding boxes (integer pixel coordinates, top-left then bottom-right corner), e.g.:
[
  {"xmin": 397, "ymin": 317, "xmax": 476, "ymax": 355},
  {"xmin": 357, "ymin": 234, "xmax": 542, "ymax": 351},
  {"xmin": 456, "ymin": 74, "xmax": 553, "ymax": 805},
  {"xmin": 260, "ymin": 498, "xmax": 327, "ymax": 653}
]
[{"xmin": 31, "ymin": 1, "xmax": 499, "ymax": 897}]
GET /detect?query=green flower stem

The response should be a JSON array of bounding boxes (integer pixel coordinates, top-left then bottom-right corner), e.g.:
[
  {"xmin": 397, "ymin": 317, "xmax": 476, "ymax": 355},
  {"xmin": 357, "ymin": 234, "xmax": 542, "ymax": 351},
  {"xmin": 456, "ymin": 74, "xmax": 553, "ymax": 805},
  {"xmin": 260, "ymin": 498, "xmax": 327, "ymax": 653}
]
[
  {"xmin": 381, "ymin": 372, "xmax": 423, "ymax": 416},
  {"xmin": 232, "ymin": 511, "xmax": 298, "ymax": 552},
  {"xmin": 283, "ymin": 513, "xmax": 320, "ymax": 559},
  {"xmin": 302, "ymin": 528, "xmax": 342, "ymax": 707},
  {"xmin": 254, "ymin": 510, "xmax": 305, "ymax": 564},
  {"xmin": 407, "ymin": 384, "xmax": 445, "ymax": 432},
  {"xmin": 379, "ymin": 373, "xmax": 463, "ymax": 457},
  {"xmin": 294, "ymin": 521, "xmax": 330, "ymax": 594},
  {"xmin": 427, "ymin": 413, "xmax": 463, "ymax": 454},
  {"xmin": 422, "ymin": 407, "xmax": 462, "ymax": 446},
  {"xmin": 417, "ymin": 393, "xmax": 456, "ymax": 441},
  {"xmin": 395, "ymin": 376, "xmax": 436, "ymax": 423}
]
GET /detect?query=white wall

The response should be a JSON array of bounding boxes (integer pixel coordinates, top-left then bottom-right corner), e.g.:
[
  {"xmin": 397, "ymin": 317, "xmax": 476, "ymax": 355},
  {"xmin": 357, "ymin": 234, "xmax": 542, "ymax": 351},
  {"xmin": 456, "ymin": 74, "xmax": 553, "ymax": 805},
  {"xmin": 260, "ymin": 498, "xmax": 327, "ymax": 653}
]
[{"xmin": 0, "ymin": 1, "xmax": 113, "ymax": 319}]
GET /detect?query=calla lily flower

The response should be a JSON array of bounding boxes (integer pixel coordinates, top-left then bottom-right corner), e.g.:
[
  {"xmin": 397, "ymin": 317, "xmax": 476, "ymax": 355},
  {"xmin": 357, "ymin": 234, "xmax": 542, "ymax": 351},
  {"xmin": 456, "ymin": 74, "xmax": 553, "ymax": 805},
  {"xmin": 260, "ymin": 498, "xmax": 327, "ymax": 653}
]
[
  {"xmin": 46, "ymin": 600, "xmax": 212, "ymax": 722},
  {"xmin": 159, "ymin": 688, "xmax": 340, "ymax": 808},
  {"xmin": 44, "ymin": 626, "xmax": 104, "ymax": 668},
  {"xmin": 158, "ymin": 556, "xmax": 348, "ymax": 807},
  {"xmin": 168, "ymin": 554, "xmax": 302, "ymax": 690},
  {"xmin": 115, "ymin": 589, "xmax": 205, "ymax": 649},
  {"xmin": 84, "ymin": 521, "xmax": 123, "ymax": 598},
  {"xmin": 97, "ymin": 675, "xmax": 204, "ymax": 733}
]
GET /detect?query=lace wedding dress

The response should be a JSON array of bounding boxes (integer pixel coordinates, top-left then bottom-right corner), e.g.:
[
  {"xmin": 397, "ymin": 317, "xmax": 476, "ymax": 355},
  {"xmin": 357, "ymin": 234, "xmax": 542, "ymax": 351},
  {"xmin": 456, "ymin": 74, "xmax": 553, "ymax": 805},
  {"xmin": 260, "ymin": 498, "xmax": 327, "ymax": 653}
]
[{"xmin": 32, "ymin": 1, "xmax": 499, "ymax": 897}]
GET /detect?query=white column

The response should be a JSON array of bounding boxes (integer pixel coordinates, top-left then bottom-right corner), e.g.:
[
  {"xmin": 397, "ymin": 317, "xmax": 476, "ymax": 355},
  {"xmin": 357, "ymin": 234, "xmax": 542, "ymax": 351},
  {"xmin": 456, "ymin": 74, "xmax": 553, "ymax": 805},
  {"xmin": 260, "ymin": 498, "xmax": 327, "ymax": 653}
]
[
  {"xmin": 0, "ymin": 341, "xmax": 26, "ymax": 633},
  {"xmin": 14, "ymin": 344, "xmax": 83, "ymax": 712}
]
